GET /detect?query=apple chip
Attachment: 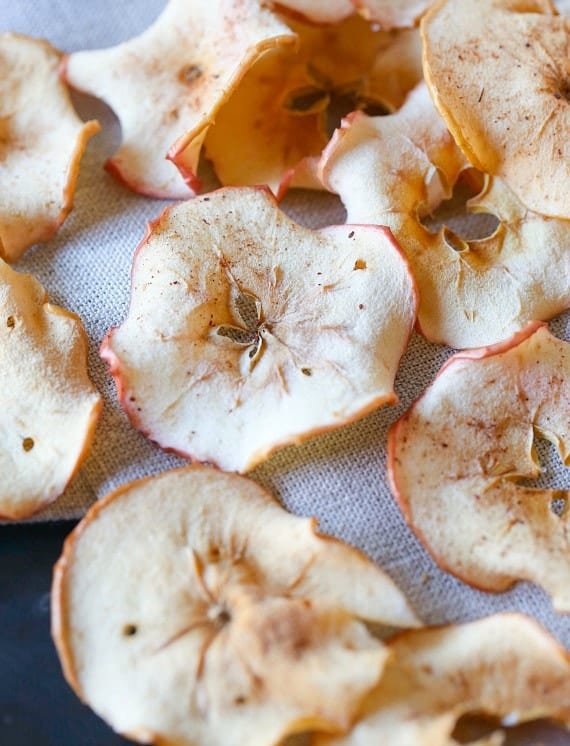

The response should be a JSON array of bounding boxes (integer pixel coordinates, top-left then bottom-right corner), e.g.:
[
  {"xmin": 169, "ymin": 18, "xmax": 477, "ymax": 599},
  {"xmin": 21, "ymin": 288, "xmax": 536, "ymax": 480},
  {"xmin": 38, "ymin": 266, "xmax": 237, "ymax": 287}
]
[
  {"xmin": 102, "ymin": 187, "xmax": 417, "ymax": 473},
  {"xmin": 316, "ymin": 614, "xmax": 570, "ymax": 745},
  {"xmin": 0, "ymin": 33, "xmax": 99, "ymax": 262},
  {"xmin": 62, "ymin": 0, "xmax": 296, "ymax": 199},
  {"xmin": 355, "ymin": 0, "xmax": 434, "ymax": 27},
  {"xmin": 387, "ymin": 323, "xmax": 570, "ymax": 611},
  {"xmin": 52, "ymin": 466, "xmax": 419, "ymax": 746},
  {"xmin": 0, "ymin": 260, "xmax": 101, "ymax": 520},
  {"xmin": 319, "ymin": 83, "xmax": 570, "ymax": 347},
  {"xmin": 205, "ymin": 17, "xmax": 422, "ymax": 196},
  {"xmin": 272, "ymin": 0, "xmax": 354, "ymax": 23},
  {"xmin": 422, "ymin": 0, "xmax": 570, "ymax": 218}
]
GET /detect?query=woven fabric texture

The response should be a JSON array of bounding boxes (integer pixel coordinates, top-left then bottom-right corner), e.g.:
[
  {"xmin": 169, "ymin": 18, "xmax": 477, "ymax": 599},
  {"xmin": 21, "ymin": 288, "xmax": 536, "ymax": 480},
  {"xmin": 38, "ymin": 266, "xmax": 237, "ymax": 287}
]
[{"xmin": 2, "ymin": 0, "xmax": 569, "ymax": 655}]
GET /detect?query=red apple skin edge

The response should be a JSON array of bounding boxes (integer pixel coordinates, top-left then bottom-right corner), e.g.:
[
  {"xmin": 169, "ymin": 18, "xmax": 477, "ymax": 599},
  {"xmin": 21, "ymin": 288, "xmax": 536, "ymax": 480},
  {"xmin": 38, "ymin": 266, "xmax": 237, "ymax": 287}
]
[
  {"xmin": 100, "ymin": 186, "xmax": 419, "ymax": 472},
  {"xmin": 59, "ymin": 56, "xmax": 198, "ymax": 200},
  {"xmin": 386, "ymin": 320, "xmax": 547, "ymax": 593}
]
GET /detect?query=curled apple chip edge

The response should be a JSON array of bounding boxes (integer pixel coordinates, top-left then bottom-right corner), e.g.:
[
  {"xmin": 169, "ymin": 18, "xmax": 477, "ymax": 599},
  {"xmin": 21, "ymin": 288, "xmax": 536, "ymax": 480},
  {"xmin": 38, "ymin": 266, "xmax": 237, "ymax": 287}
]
[
  {"xmin": 0, "ymin": 259, "xmax": 102, "ymax": 520},
  {"xmin": 314, "ymin": 613, "xmax": 570, "ymax": 746},
  {"xmin": 387, "ymin": 322, "xmax": 570, "ymax": 612},
  {"xmin": 0, "ymin": 32, "xmax": 99, "ymax": 263},
  {"xmin": 318, "ymin": 82, "xmax": 570, "ymax": 348},
  {"xmin": 52, "ymin": 465, "xmax": 419, "ymax": 746},
  {"xmin": 204, "ymin": 16, "xmax": 423, "ymax": 198},
  {"xmin": 100, "ymin": 185, "xmax": 418, "ymax": 473},
  {"xmin": 62, "ymin": 0, "xmax": 296, "ymax": 200},
  {"xmin": 421, "ymin": 0, "xmax": 570, "ymax": 219}
]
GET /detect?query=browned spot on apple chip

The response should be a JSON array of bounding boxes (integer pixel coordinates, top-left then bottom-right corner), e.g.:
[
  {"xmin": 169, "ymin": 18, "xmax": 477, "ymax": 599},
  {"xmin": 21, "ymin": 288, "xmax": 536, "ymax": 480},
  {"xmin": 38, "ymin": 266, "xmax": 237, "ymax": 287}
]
[
  {"xmin": 101, "ymin": 186, "xmax": 417, "ymax": 473},
  {"xmin": 422, "ymin": 0, "xmax": 570, "ymax": 218},
  {"xmin": 316, "ymin": 614, "xmax": 570, "ymax": 745},
  {"xmin": 205, "ymin": 16, "xmax": 422, "ymax": 197},
  {"xmin": 0, "ymin": 33, "xmax": 99, "ymax": 262},
  {"xmin": 52, "ymin": 466, "xmax": 419, "ymax": 746},
  {"xmin": 62, "ymin": 0, "xmax": 296, "ymax": 199},
  {"xmin": 319, "ymin": 83, "xmax": 570, "ymax": 348},
  {"xmin": 0, "ymin": 260, "xmax": 101, "ymax": 520},
  {"xmin": 388, "ymin": 323, "xmax": 570, "ymax": 611}
]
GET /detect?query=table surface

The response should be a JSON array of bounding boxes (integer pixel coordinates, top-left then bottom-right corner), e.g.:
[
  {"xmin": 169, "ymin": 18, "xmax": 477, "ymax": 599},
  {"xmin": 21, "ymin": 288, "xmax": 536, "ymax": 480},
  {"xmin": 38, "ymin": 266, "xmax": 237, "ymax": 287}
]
[
  {"xmin": 1, "ymin": 522, "xmax": 570, "ymax": 746},
  {"xmin": 0, "ymin": 522, "xmax": 129, "ymax": 746}
]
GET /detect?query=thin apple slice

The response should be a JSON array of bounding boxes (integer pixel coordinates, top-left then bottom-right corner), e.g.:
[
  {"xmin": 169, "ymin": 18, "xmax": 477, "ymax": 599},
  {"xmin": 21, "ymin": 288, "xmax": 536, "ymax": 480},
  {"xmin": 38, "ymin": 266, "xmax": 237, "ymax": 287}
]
[
  {"xmin": 0, "ymin": 33, "xmax": 99, "ymax": 262},
  {"xmin": 387, "ymin": 323, "xmax": 570, "ymax": 612},
  {"xmin": 62, "ymin": 0, "xmax": 295, "ymax": 199},
  {"xmin": 101, "ymin": 186, "xmax": 417, "ymax": 473},
  {"xmin": 272, "ymin": 0, "xmax": 354, "ymax": 23},
  {"xmin": 0, "ymin": 260, "xmax": 101, "ymax": 520},
  {"xmin": 52, "ymin": 465, "xmax": 419, "ymax": 746},
  {"xmin": 205, "ymin": 17, "xmax": 422, "ymax": 197},
  {"xmin": 355, "ymin": 0, "xmax": 434, "ymax": 27},
  {"xmin": 315, "ymin": 614, "xmax": 570, "ymax": 745},
  {"xmin": 421, "ymin": 0, "xmax": 570, "ymax": 218},
  {"xmin": 319, "ymin": 83, "xmax": 570, "ymax": 348}
]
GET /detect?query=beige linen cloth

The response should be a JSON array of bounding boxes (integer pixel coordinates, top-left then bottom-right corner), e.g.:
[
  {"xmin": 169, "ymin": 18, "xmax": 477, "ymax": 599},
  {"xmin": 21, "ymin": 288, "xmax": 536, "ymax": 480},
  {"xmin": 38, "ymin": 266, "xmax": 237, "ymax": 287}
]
[{"xmin": 4, "ymin": 0, "xmax": 570, "ymax": 673}]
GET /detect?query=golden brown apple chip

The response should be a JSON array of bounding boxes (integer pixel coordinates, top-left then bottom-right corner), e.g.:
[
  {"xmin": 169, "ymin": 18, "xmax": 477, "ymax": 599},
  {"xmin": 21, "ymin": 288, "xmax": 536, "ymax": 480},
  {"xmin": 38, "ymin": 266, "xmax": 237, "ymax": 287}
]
[
  {"xmin": 319, "ymin": 83, "xmax": 570, "ymax": 348},
  {"xmin": 52, "ymin": 466, "xmax": 419, "ymax": 746},
  {"xmin": 101, "ymin": 186, "xmax": 417, "ymax": 473},
  {"xmin": 315, "ymin": 614, "xmax": 570, "ymax": 745},
  {"xmin": 355, "ymin": 0, "xmax": 434, "ymax": 27},
  {"xmin": 422, "ymin": 0, "xmax": 570, "ymax": 218},
  {"xmin": 205, "ymin": 17, "xmax": 422, "ymax": 196},
  {"xmin": 62, "ymin": 0, "xmax": 295, "ymax": 199},
  {"xmin": 0, "ymin": 33, "xmax": 99, "ymax": 262},
  {"xmin": 0, "ymin": 260, "xmax": 101, "ymax": 520},
  {"xmin": 387, "ymin": 323, "xmax": 570, "ymax": 611}
]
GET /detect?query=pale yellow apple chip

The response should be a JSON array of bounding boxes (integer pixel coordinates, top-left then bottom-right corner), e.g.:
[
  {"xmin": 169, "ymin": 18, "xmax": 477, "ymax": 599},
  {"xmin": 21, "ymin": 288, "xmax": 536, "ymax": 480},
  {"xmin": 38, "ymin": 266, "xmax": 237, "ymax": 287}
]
[
  {"xmin": 355, "ymin": 0, "xmax": 434, "ymax": 27},
  {"xmin": 62, "ymin": 0, "xmax": 295, "ymax": 199},
  {"xmin": 387, "ymin": 323, "xmax": 570, "ymax": 611},
  {"xmin": 315, "ymin": 614, "xmax": 570, "ymax": 746},
  {"xmin": 101, "ymin": 187, "xmax": 417, "ymax": 472},
  {"xmin": 272, "ymin": 0, "xmax": 354, "ymax": 23},
  {"xmin": 422, "ymin": 0, "xmax": 570, "ymax": 218},
  {"xmin": 0, "ymin": 260, "xmax": 101, "ymax": 520},
  {"xmin": 52, "ymin": 465, "xmax": 419, "ymax": 746},
  {"xmin": 205, "ymin": 17, "xmax": 422, "ymax": 196},
  {"xmin": 319, "ymin": 83, "xmax": 570, "ymax": 348},
  {"xmin": 0, "ymin": 33, "xmax": 99, "ymax": 262}
]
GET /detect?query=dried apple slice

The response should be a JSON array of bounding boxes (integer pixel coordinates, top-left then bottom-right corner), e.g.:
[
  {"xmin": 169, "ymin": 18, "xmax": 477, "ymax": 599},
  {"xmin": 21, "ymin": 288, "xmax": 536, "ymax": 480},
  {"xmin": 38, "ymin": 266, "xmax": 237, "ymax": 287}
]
[
  {"xmin": 273, "ymin": 0, "xmax": 354, "ymax": 23},
  {"xmin": 52, "ymin": 465, "xmax": 419, "ymax": 746},
  {"xmin": 319, "ymin": 83, "xmax": 570, "ymax": 347},
  {"xmin": 355, "ymin": 0, "xmax": 434, "ymax": 27},
  {"xmin": 0, "ymin": 33, "xmax": 99, "ymax": 262},
  {"xmin": 422, "ymin": 0, "xmax": 570, "ymax": 218},
  {"xmin": 387, "ymin": 323, "xmax": 570, "ymax": 611},
  {"xmin": 315, "ymin": 614, "xmax": 570, "ymax": 745},
  {"xmin": 101, "ymin": 186, "xmax": 417, "ymax": 473},
  {"xmin": 0, "ymin": 260, "xmax": 101, "ymax": 520},
  {"xmin": 62, "ymin": 0, "xmax": 296, "ymax": 199},
  {"xmin": 205, "ymin": 17, "xmax": 422, "ymax": 196}
]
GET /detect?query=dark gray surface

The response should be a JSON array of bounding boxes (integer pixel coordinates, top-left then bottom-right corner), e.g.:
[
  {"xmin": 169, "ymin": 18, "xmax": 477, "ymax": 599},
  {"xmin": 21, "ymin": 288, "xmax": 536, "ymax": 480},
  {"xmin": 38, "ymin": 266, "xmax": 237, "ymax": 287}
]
[{"xmin": 0, "ymin": 522, "xmax": 129, "ymax": 746}]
